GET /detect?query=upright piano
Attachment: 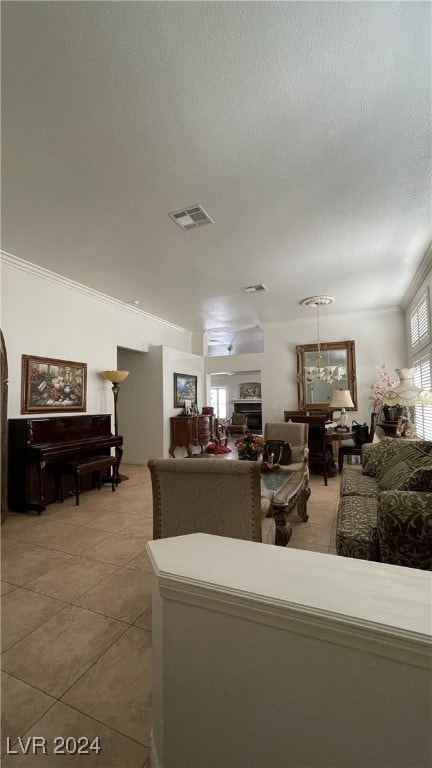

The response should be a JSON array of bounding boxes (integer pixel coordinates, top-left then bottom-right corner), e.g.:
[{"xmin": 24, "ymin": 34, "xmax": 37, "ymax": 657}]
[{"xmin": 8, "ymin": 414, "xmax": 123, "ymax": 513}]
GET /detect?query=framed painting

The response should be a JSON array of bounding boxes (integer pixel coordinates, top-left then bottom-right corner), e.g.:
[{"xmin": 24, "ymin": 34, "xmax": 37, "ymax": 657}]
[
  {"xmin": 174, "ymin": 373, "xmax": 197, "ymax": 407},
  {"xmin": 239, "ymin": 382, "xmax": 261, "ymax": 399},
  {"xmin": 21, "ymin": 355, "xmax": 87, "ymax": 413}
]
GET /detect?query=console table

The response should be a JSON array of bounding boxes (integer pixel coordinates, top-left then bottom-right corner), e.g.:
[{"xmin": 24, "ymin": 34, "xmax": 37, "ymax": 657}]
[{"xmin": 169, "ymin": 415, "xmax": 211, "ymax": 457}]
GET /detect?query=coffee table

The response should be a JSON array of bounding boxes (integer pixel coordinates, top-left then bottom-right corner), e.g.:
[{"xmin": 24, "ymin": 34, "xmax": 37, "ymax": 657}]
[{"xmin": 260, "ymin": 466, "xmax": 310, "ymax": 546}]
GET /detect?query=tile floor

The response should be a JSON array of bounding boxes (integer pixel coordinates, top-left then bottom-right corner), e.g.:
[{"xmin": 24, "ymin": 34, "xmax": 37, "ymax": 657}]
[{"xmin": 1, "ymin": 452, "xmax": 341, "ymax": 766}]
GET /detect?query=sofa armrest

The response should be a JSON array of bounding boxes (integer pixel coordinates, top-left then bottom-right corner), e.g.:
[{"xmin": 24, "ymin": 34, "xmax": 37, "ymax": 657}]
[{"xmin": 377, "ymin": 490, "xmax": 432, "ymax": 569}]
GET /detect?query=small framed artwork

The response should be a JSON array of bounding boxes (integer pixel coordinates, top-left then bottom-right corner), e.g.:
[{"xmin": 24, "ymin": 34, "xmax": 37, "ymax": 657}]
[
  {"xmin": 174, "ymin": 373, "xmax": 197, "ymax": 408},
  {"xmin": 21, "ymin": 355, "xmax": 87, "ymax": 413},
  {"xmin": 239, "ymin": 382, "xmax": 261, "ymax": 399}
]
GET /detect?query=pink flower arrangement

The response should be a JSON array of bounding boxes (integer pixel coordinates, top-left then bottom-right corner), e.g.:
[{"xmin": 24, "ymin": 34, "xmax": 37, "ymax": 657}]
[{"xmin": 369, "ymin": 363, "xmax": 398, "ymax": 411}]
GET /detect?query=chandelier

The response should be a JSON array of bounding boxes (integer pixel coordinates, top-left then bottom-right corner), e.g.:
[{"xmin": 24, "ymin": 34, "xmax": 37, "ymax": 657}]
[{"xmin": 300, "ymin": 296, "xmax": 340, "ymax": 383}]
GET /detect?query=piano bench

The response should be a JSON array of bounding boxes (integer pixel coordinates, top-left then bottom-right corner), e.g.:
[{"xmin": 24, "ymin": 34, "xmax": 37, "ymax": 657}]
[{"xmin": 56, "ymin": 456, "xmax": 118, "ymax": 506}]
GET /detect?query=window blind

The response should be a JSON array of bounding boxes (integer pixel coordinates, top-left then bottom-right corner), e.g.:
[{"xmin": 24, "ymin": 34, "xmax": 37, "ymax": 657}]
[
  {"xmin": 410, "ymin": 292, "xmax": 430, "ymax": 349},
  {"xmin": 414, "ymin": 353, "xmax": 432, "ymax": 439}
]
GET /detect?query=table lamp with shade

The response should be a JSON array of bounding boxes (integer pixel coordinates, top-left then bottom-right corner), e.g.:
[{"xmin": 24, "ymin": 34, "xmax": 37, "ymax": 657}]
[
  {"xmin": 330, "ymin": 389, "xmax": 354, "ymax": 428},
  {"xmin": 383, "ymin": 368, "xmax": 432, "ymax": 407},
  {"xmin": 382, "ymin": 367, "xmax": 432, "ymax": 436}
]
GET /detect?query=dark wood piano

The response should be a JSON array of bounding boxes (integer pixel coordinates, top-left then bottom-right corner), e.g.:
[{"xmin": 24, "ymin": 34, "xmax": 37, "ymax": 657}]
[{"xmin": 8, "ymin": 414, "xmax": 123, "ymax": 513}]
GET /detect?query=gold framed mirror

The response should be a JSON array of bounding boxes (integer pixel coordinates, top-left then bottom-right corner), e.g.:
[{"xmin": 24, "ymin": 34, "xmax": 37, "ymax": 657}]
[{"xmin": 296, "ymin": 340, "xmax": 357, "ymax": 411}]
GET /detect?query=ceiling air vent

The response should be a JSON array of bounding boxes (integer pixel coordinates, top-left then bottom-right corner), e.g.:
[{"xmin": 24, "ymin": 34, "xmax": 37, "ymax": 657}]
[
  {"xmin": 242, "ymin": 284, "xmax": 268, "ymax": 294},
  {"xmin": 169, "ymin": 204, "xmax": 214, "ymax": 231}
]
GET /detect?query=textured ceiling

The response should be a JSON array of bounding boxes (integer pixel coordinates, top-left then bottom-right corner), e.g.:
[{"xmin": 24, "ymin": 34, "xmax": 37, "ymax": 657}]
[{"xmin": 2, "ymin": 1, "xmax": 431, "ymax": 336}]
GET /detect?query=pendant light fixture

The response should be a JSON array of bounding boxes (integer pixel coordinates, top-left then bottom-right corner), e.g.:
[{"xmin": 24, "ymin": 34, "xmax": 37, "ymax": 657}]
[{"xmin": 300, "ymin": 296, "xmax": 335, "ymax": 381}]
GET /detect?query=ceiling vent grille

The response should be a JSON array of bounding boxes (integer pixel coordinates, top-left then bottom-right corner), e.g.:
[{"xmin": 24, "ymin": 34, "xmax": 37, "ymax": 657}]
[
  {"xmin": 169, "ymin": 204, "xmax": 214, "ymax": 231},
  {"xmin": 242, "ymin": 284, "xmax": 268, "ymax": 294}
]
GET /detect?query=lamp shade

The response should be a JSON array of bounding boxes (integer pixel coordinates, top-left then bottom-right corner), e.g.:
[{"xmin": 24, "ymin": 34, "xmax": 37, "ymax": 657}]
[
  {"xmin": 383, "ymin": 368, "xmax": 432, "ymax": 406},
  {"xmin": 329, "ymin": 390, "xmax": 354, "ymax": 409},
  {"xmin": 101, "ymin": 370, "xmax": 129, "ymax": 384}
]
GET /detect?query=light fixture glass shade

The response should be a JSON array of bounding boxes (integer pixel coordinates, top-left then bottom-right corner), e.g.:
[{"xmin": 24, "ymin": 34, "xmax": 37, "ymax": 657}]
[
  {"xmin": 101, "ymin": 370, "xmax": 129, "ymax": 384},
  {"xmin": 329, "ymin": 390, "xmax": 354, "ymax": 409},
  {"xmin": 382, "ymin": 368, "xmax": 432, "ymax": 406},
  {"xmin": 300, "ymin": 295, "xmax": 335, "ymax": 382}
]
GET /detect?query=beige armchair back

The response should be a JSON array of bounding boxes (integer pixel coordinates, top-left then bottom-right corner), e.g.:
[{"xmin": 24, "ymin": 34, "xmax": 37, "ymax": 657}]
[
  {"xmin": 148, "ymin": 458, "xmax": 276, "ymax": 544},
  {"xmin": 263, "ymin": 422, "xmax": 309, "ymax": 468}
]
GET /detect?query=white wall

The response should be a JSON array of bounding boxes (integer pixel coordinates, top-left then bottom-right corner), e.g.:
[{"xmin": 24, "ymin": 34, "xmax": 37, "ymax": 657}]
[
  {"xmin": 1, "ymin": 254, "xmax": 407, "ymax": 460},
  {"xmin": 117, "ymin": 346, "xmax": 164, "ymax": 462},
  {"xmin": 210, "ymin": 371, "xmax": 262, "ymax": 415},
  {"xmin": 0, "ymin": 255, "xmax": 200, "ymax": 460},
  {"xmin": 205, "ymin": 311, "xmax": 407, "ymax": 429},
  {"xmin": 162, "ymin": 346, "xmax": 204, "ymax": 458}
]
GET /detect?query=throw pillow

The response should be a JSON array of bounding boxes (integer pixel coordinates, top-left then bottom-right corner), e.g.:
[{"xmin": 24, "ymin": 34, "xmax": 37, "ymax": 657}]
[
  {"xmin": 399, "ymin": 466, "xmax": 432, "ymax": 492},
  {"xmin": 377, "ymin": 444, "xmax": 432, "ymax": 491},
  {"xmin": 374, "ymin": 439, "xmax": 432, "ymax": 482},
  {"xmin": 373, "ymin": 439, "xmax": 412, "ymax": 481},
  {"xmin": 362, "ymin": 437, "xmax": 401, "ymax": 477}
]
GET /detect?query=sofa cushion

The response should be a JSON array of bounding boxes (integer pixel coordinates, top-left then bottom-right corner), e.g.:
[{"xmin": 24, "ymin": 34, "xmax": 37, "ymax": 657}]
[
  {"xmin": 340, "ymin": 469, "xmax": 378, "ymax": 497},
  {"xmin": 336, "ymin": 496, "xmax": 379, "ymax": 561},
  {"xmin": 377, "ymin": 444, "xmax": 432, "ymax": 491},
  {"xmin": 377, "ymin": 490, "xmax": 432, "ymax": 569}
]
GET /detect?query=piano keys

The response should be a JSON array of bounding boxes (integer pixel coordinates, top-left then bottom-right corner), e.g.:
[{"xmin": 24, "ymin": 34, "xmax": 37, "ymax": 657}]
[{"xmin": 8, "ymin": 414, "xmax": 123, "ymax": 513}]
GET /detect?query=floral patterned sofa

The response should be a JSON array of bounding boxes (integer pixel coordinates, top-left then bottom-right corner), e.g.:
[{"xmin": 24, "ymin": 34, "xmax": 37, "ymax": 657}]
[{"xmin": 336, "ymin": 437, "xmax": 432, "ymax": 569}]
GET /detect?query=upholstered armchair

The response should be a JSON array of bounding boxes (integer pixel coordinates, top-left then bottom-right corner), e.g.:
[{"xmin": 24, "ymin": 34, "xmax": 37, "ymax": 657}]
[
  {"xmin": 148, "ymin": 458, "xmax": 291, "ymax": 546},
  {"xmin": 226, "ymin": 413, "xmax": 248, "ymax": 438},
  {"xmin": 283, "ymin": 413, "xmax": 332, "ymax": 485},
  {"xmin": 263, "ymin": 421, "xmax": 309, "ymax": 470}
]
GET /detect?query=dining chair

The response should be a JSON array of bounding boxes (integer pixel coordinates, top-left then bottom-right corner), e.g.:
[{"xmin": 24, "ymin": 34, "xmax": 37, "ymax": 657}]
[{"xmin": 338, "ymin": 412, "xmax": 377, "ymax": 473}]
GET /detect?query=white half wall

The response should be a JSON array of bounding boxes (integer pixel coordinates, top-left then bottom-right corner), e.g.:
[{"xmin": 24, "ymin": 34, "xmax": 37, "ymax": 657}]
[{"xmin": 148, "ymin": 533, "xmax": 432, "ymax": 768}]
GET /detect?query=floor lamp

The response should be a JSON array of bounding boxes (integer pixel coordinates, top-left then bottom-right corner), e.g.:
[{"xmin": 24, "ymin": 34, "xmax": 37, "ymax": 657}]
[
  {"xmin": 101, "ymin": 370, "xmax": 129, "ymax": 481},
  {"xmin": 101, "ymin": 370, "xmax": 129, "ymax": 435}
]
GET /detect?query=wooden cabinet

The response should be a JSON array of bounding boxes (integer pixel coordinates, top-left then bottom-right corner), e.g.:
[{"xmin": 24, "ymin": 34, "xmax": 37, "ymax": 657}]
[{"xmin": 169, "ymin": 415, "xmax": 211, "ymax": 457}]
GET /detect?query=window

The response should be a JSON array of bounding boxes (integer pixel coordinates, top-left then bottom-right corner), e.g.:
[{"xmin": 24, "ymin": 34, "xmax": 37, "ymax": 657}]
[
  {"xmin": 410, "ymin": 291, "xmax": 430, "ymax": 349},
  {"xmin": 410, "ymin": 288, "xmax": 432, "ymax": 439},
  {"xmin": 210, "ymin": 387, "xmax": 227, "ymax": 419},
  {"xmin": 413, "ymin": 353, "xmax": 432, "ymax": 439}
]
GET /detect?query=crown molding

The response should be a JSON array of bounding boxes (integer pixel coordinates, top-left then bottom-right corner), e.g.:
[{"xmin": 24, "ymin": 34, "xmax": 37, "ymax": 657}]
[
  {"xmin": 265, "ymin": 306, "xmax": 402, "ymax": 330},
  {"xmin": 1, "ymin": 251, "xmax": 192, "ymax": 337},
  {"xmin": 401, "ymin": 243, "xmax": 432, "ymax": 310}
]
